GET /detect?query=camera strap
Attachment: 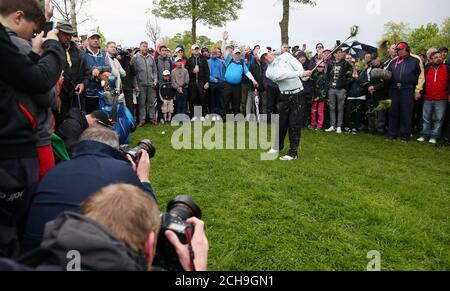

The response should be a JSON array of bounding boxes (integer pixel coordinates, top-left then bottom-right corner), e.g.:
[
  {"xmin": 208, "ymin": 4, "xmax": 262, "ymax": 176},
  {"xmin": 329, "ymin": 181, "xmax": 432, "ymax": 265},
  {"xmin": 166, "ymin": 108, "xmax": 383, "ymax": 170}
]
[{"xmin": 185, "ymin": 227, "xmax": 196, "ymax": 271}]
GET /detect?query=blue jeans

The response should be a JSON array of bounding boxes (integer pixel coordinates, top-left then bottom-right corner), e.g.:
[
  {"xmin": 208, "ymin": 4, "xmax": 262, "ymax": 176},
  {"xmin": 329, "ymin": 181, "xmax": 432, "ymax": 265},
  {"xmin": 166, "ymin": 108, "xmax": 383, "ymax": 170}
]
[
  {"xmin": 421, "ymin": 100, "xmax": 448, "ymax": 139},
  {"xmin": 175, "ymin": 90, "xmax": 188, "ymax": 115}
]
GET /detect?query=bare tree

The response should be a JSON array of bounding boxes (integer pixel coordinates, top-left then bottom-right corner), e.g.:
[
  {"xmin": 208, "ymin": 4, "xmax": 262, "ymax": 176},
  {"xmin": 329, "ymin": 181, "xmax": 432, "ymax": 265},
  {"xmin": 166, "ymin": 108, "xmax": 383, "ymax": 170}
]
[
  {"xmin": 50, "ymin": 0, "xmax": 91, "ymax": 34},
  {"xmin": 146, "ymin": 18, "xmax": 161, "ymax": 49}
]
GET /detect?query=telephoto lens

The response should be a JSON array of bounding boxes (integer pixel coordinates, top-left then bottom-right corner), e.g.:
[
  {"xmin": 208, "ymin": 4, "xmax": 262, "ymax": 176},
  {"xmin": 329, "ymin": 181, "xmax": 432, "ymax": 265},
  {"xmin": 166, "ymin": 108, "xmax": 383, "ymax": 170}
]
[
  {"xmin": 153, "ymin": 196, "xmax": 202, "ymax": 271},
  {"xmin": 120, "ymin": 139, "xmax": 156, "ymax": 163}
]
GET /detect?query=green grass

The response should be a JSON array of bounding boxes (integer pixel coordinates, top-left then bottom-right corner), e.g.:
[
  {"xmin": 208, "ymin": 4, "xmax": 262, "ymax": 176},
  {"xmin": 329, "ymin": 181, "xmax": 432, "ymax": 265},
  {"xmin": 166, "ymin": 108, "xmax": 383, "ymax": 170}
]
[{"xmin": 131, "ymin": 123, "xmax": 450, "ymax": 271}]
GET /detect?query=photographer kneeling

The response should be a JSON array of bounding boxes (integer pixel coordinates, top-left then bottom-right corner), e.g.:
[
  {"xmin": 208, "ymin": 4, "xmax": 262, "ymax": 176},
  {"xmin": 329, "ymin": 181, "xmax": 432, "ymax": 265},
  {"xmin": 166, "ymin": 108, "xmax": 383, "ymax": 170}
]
[
  {"xmin": 1, "ymin": 184, "xmax": 208, "ymax": 271},
  {"xmin": 21, "ymin": 126, "xmax": 156, "ymax": 252}
]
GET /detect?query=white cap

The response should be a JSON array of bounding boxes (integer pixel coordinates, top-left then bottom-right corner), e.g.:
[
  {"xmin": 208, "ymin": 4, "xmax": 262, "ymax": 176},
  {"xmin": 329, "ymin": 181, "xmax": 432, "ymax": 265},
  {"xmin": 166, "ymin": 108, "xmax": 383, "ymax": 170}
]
[
  {"xmin": 258, "ymin": 47, "xmax": 270, "ymax": 59},
  {"xmin": 191, "ymin": 44, "xmax": 200, "ymax": 50},
  {"xmin": 162, "ymin": 70, "xmax": 171, "ymax": 76},
  {"xmin": 233, "ymin": 48, "xmax": 241, "ymax": 54},
  {"xmin": 87, "ymin": 31, "xmax": 101, "ymax": 39},
  {"xmin": 174, "ymin": 57, "xmax": 183, "ymax": 62},
  {"xmin": 175, "ymin": 47, "xmax": 183, "ymax": 53}
]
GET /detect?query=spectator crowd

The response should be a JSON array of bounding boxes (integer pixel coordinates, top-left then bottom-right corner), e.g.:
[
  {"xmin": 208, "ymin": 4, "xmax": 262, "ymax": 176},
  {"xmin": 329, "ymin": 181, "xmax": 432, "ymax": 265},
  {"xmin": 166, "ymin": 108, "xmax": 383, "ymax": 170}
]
[{"xmin": 0, "ymin": 0, "xmax": 449, "ymax": 271}]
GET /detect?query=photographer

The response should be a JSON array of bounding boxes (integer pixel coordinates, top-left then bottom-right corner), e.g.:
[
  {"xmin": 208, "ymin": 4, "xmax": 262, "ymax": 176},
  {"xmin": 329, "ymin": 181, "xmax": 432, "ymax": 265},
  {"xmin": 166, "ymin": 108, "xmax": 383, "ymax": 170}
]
[
  {"xmin": 0, "ymin": 0, "xmax": 65, "ymax": 257},
  {"xmin": 56, "ymin": 108, "xmax": 113, "ymax": 155},
  {"xmin": 21, "ymin": 126, "xmax": 157, "ymax": 252},
  {"xmin": 3, "ymin": 184, "xmax": 208, "ymax": 271}
]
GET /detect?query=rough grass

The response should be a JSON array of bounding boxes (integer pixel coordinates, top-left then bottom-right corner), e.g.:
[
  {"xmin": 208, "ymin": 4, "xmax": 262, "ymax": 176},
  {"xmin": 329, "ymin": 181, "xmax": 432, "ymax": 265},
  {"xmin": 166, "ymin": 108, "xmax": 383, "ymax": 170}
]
[{"xmin": 131, "ymin": 123, "xmax": 450, "ymax": 271}]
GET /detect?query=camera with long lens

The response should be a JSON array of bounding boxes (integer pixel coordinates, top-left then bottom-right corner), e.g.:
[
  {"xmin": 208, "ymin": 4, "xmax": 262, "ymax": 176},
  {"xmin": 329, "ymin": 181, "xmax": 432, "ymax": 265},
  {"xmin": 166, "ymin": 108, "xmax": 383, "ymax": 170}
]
[
  {"xmin": 120, "ymin": 139, "xmax": 156, "ymax": 163},
  {"xmin": 153, "ymin": 196, "xmax": 202, "ymax": 271}
]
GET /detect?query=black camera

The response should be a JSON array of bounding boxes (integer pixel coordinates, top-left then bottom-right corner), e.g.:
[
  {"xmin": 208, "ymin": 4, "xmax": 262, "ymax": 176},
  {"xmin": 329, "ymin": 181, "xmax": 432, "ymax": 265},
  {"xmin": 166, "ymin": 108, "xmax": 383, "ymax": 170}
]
[
  {"xmin": 120, "ymin": 139, "xmax": 156, "ymax": 163},
  {"xmin": 153, "ymin": 196, "xmax": 202, "ymax": 271}
]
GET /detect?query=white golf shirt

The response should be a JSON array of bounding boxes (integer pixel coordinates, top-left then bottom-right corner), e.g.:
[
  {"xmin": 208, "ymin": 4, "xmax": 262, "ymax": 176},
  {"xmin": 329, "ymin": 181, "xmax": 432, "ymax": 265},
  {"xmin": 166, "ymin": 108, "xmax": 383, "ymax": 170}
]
[{"xmin": 266, "ymin": 52, "xmax": 304, "ymax": 94}]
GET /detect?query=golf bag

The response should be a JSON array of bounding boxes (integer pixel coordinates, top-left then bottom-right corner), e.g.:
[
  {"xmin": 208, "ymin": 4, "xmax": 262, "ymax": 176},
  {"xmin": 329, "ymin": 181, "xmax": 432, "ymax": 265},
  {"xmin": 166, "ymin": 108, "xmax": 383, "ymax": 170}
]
[{"xmin": 99, "ymin": 76, "xmax": 136, "ymax": 144}]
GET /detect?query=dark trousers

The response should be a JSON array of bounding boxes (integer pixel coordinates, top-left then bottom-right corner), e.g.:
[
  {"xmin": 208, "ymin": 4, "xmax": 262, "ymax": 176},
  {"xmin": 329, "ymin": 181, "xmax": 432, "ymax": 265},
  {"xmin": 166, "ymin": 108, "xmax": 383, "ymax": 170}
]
[
  {"xmin": 275, "ymin": 92, "xmax": 304, "ymax": 157},
  {"xmin": 210, "ymin": 83, "xmax": 223, "ymax": 115},
  {"xmin": 221, "ymin": 82, "xmax": 242, "ymax": 118},
  {"xmin": 85, "ymin": 97, "xmax": 99, "ymax": 114},
  {"xmin": 443, "ymin": 101, "xmax": 450, "ymax": 140},
  {"xmin": 189, "ymin": 82, "xmax": 206, "ymax": 117},
  {"xmin": 56, "ymin": 92, "xmax": 85, "ymax": 127},
  {"xmin": 345, "ymin": 99, "xmax": 365, "ymax": 130},
  {"xmin": 266, "ymin": 86, "xmax": 280, "ymax": 114},
  {"xmin": 302, "ymin": 93, "xmax": 312, "ymax": 127},
  {"xmin": 0, "ymin": 157, "xmax": 39, "ymax": 258},
  {"xmin": 389, "ymin": 88, "xmax": 415, "ymax": 140},
  {"xmin": 175, "ymin": 90, "xmax": 188, "ymax": 115},
  {"xmin": 123, "ymin": 89, "xmax": 135, "ymax": 117},
  {"xmin": 413, "ymin": 98, "xmax": 424, "ymax": 133}
]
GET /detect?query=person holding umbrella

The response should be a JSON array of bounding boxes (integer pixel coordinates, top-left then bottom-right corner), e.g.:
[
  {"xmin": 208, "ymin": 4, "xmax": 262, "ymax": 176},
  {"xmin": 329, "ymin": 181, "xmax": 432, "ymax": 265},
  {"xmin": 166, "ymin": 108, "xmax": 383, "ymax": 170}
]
[{"xmin": 259, "ymin": 48, "xmax": 312, "ymax": 161}]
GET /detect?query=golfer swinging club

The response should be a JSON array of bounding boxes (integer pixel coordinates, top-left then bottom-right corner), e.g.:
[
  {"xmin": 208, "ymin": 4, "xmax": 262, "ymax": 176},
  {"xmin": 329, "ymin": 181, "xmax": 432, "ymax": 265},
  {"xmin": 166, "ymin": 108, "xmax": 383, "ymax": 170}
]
[{"xmin": 259, "ymin": 47, "xmax": 312, "ymax": 160}]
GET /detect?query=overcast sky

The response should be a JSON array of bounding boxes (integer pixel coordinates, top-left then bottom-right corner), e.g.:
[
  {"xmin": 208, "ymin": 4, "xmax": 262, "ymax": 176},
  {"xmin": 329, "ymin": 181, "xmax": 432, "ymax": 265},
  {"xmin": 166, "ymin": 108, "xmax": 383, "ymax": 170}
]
[{"xmin": 77, "ymin": 0, "xmax": 449, "ymax": 49}]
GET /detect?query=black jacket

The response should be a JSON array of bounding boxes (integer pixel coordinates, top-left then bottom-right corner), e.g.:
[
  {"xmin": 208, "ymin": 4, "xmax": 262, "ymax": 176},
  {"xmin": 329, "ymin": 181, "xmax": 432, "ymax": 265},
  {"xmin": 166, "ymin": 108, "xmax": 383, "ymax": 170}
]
[
  {"xmin": 312, "ymin": 71, "xmax": 328, "ymax": 100},
  {"xmin": 348, "ymin": 68, "xmax": 370, "ymax": 98},
  {"xmin": 249, "ymin": 60, "xmax": 266, "ymax": 92},
  {"xmin": 60, "ymin": 42, "xmax": 90, "ymax": 99},
  {"xmin": 55, "ymin": 108, "xmax": 89, "ymax": 155},
  {"xmin": 186, "ymin": 55, "xmax": 210, "ymax": 84},
  {"xmin": 300, "ymin": 59, "xmax": 316, "ymax": 95},
  {"xmin": 159, "ymin": 81, "xmax": 175, "ymax": 101},
  {"xmin": 327, "ymin": 59, "xmax": 353, "ymax": 90},
  {"xmin": 0, "ymin": 23, "xmax": 65, "ymax": 159}
]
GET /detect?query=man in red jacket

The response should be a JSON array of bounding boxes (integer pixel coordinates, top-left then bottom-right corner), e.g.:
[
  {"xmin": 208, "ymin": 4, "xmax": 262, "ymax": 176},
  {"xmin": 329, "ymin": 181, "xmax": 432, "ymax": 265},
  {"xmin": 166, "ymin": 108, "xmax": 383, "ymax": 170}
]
[{"xmin": 417, "ymin": 51, "xmax": 450, "ymax": 144}]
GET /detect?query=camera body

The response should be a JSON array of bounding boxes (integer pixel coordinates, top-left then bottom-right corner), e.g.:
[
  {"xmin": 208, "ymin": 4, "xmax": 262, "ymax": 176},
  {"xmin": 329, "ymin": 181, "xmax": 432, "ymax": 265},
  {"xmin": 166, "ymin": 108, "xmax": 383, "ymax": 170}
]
[
  {"xmin": 120, "ymin": 139, "xmax": 156, "ymax": 163},
  {"xmin": 153, "ymin": 196, "xmax": 202, "ymax": 271}
]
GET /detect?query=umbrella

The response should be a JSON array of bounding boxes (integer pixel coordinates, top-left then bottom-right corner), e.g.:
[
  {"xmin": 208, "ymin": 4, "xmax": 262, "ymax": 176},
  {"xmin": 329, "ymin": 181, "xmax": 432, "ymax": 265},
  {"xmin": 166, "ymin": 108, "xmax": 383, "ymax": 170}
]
[{"xmin": 341, "ymin": 41, "xmax": 378, "ymax": 59}]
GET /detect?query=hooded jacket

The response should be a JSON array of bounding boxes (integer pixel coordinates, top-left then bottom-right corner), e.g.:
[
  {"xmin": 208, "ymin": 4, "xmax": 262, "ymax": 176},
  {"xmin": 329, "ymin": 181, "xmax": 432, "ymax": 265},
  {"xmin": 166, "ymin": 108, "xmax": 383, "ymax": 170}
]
[
  {"xmin": 0, "ymin": 23, "xmax": 65, "ymax": 159},
  {"xmin": 39, "ymin": 212, "xmax": 148, "ymax": 271}
]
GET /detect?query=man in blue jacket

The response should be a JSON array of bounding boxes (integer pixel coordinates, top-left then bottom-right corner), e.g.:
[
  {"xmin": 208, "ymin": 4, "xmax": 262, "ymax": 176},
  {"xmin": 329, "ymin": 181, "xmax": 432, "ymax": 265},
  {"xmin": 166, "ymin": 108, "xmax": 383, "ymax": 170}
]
[
  {"xmin": 83, "ymin": 31, "xmax": 112, "ymax": 114},
  {"xmin": 207, "ymin": 48, "xmax": 225, "ymax": 119},
  {"xmin": 387, "ymin": 42, "xmax": 421, "ymax": 141},
  {"xmin": 221, "ymin": 48, "xmax": 259, "ymax": 119},
  {"xmin": 21, "ymin": 126, "xmax": 157, "ymax": 252}
]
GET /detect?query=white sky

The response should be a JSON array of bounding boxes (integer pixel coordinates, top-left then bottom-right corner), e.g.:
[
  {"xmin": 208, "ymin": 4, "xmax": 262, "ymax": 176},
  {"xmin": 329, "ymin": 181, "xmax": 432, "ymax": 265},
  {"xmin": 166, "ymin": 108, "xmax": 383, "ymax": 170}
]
[{"xmin": 76, "ymin": 0, "xmax": 449, "ymax": 49}]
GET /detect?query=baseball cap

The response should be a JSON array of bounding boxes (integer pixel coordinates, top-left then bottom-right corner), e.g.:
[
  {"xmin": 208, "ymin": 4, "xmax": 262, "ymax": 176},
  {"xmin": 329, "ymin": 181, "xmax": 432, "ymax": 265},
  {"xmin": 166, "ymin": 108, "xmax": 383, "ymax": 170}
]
[
  {"xmin": 175, "ymin": 47, "xmax": 183, "ymax": 53},
  {"xmin": 163, "ymin": 70, "xmax": 171, "ymax": 76},
  {"xmin": 191, "ymin": 44, "xmax": 200, "ymax": 50},
  {"xmin": 294, "ymin": 50, "xmax": 307, "ymax": 59},
  {"xmin": 174, "ymin": 57, "xmax": 183, "ymax": 62},
  {"xmin": 396, "ymin": 42, "xmax": 408, "ymax": 50},
  {"xmin": 257, "ymin": 47, "xmax": 270, "ymax": 59},
  {"xmin": 233, "ymin": 48, "xmax": 241, "ymax": 54},
  {"xmin": 87, "ymin": 31, "xmax": 101, "ymax": 39},
  {"xmin": 91, "ymin": 110, "xmax": 113, "ymax": 128}
]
